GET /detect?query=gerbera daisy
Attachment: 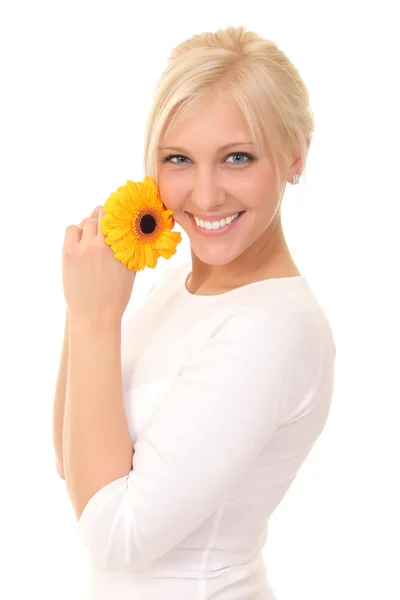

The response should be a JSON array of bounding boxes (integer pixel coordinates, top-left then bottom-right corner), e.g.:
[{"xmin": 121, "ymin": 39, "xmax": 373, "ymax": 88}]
[{"xmin": 99, "ymin": 176, "xmax": 182, "ymax": 271}]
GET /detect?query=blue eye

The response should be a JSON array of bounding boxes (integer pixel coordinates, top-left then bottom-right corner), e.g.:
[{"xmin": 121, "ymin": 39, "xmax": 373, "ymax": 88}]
[
  {"xmin": 225, "ymin": 152, "xmax": 253, "ymax": 164},
  {"xmin": 163, "ymin": 155, "xmax": 189, "ymax": 164},
  {"xmin": 163, "ymin": 152, "xmax": 255, "ymax": 164}
]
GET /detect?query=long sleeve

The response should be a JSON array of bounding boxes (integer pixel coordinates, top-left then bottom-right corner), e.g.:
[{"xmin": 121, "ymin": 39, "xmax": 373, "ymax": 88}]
[{"xmin": 77, "ymin": 294, "xmax": 323, "ymax": 573}]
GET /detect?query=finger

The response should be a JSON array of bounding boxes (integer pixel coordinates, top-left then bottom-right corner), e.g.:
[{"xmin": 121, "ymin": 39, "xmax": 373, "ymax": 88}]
[
  {"xmin": 97, "ymin": 207, "xmax": 107, "ymax": 239},
  {"xmin": 81, "ymin": 218, "xmax": 98, "ymax": 244},
  {"xmin": 79, "ymin": 206, "xmax": 103, "ymax": 228},
  {"xmin": 90, "ymin": 205, "xmax": 104, "ymax": 219},
  {"xmin": 64, "ymin": 224, "xmax": 82, "ymax": 250},
  {"xmin": 97, "ymin": 207, "xmax": 106, "ymax": 237}
]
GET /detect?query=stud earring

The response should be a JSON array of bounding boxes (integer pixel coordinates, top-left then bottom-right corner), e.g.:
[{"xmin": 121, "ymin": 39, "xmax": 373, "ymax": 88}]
[{"xmin": 292, "ymin": 174, "xmax": 300, "ymax": 185}]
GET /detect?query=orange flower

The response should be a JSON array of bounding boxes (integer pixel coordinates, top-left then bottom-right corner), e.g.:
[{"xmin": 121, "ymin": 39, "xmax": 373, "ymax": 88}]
[{"xmin": 99, "ymin": 176, "xmax": 182, "ymax": 271}]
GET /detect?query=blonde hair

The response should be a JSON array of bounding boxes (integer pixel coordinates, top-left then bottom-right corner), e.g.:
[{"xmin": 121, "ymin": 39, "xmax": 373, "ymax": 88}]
[{"xmin": 143, "ymin": 26, "xmax": 314, "ymax": 185}]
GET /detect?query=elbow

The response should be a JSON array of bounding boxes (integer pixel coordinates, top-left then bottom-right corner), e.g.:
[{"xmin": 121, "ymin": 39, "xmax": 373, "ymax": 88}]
[
  {"xmin": 84, "ymin": 530, "xmax": 146, "ymax": 574},
  {"xmin": 77, "ymin": 474, "xmax": 172, "ymax": 574},
  {"xmin": 77, "ymin": 475, "xmax": 146, "ymax": 573},
  {"xmin": 82, "ymin": 519, "xmax": 171, "ymax": 574}
]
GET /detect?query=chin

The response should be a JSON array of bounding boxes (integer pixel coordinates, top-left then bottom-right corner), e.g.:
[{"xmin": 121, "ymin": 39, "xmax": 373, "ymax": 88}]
[{"xmin": 190, "ymin": 244, "xmax": 241, "ymax": 266}]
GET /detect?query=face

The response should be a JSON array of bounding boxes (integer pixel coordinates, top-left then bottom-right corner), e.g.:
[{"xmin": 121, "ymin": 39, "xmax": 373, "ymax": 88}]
[{"xmin": 157, "ymin": 92, "xmax": 292, "ymax": 268}]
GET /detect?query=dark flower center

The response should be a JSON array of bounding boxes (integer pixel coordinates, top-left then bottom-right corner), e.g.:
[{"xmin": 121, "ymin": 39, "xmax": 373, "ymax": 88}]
[{"xmin": 140, "ymin": 214, "xmax": 157, "ymax": 234}]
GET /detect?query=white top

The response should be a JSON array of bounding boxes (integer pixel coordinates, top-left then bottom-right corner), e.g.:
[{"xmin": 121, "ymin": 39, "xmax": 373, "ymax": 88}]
[{"xmin": 74, "ymin": 260, "xmax": 336, "ymax": 600}]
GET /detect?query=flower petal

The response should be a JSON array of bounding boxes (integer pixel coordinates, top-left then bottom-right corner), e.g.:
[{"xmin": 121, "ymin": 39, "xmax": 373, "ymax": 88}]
[
  {"xmin": 156, "ymin": 246, "xmax": 176, "ymax": 259},
  {"xmin": 104, "ymin": 200, "xmax": 134, "ymax": 222},
  {"xmin": 106, "ymin": 226, "xmax": 132, "ymax": 243},
  {"xmin": 163, "ymin": 230, "xmax": 183, "ymax": 243}
]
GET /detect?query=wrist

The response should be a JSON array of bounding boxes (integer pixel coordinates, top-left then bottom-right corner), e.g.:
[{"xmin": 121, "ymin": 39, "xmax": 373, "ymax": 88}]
[{"xmin": 68, "ymin": 313, "xmax": 121, "ymax": 334}]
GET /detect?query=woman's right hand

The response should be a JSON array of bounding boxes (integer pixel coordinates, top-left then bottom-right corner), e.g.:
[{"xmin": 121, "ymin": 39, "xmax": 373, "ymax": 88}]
[{"xmin": 65, "ymin": 205, "xmax": 104, "ymax": 318}]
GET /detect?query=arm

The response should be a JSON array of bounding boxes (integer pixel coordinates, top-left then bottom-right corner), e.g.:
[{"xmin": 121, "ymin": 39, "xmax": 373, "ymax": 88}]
[
  {"xmin": 75, "ymin": 295, "xmax": 323, "ymax": 573},
  {"xmin": 63, "ymin": 317, "xmax": 133, "ymax": 521},
  {"xmin": 52, "ymin": 310, "xmax": 70, "ymax": 480},
  {"xmin": 53, "ymin": 207, "xmax": 105, "ymax": 480},
  {"xmin": 61, "ymin": 265, "xmax": 164, "ymax": 495}
]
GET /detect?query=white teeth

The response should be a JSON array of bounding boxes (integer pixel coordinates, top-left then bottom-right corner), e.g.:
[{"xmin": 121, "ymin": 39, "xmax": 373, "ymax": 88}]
[{"xmin": 193, "ymin": 213, "xmax": 240, "ymax": 230}]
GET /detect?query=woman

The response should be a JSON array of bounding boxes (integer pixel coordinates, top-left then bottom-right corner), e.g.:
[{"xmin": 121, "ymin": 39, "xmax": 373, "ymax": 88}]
[{"xmin": 53, "ymin": 25, "xmax": 336, "ymax": 600}]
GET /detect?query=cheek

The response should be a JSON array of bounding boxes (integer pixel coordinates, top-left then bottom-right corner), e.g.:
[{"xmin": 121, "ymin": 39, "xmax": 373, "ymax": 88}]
[
  {"xmin": 157, "ymin": 171, "xmax": 188, "ymax": 211},
  {"xmin": 230, "ymin": 173, "xmax": 271, "ymax": 210}
]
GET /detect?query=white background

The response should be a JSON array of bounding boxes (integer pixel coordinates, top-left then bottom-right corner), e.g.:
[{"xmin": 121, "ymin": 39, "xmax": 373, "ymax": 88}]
[{"xmin": 1, "ymin": 1, "xmax": 399, "ymax": 598}]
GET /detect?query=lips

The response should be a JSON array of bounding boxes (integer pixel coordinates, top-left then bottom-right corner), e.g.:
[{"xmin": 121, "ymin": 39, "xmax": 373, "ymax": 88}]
[{"xmin": 187, "ymin": 210, "xmax": 245, "ymax": 236}]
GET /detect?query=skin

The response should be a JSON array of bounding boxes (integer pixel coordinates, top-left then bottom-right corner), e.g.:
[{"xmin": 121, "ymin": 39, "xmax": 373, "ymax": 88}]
[
  {"xmin": 53, "ymin": 205, "xmax": 104, "ymax": 481},
  {"xmin": 157, "ymin": 91, "xmax": 308, "ymax": 295}
]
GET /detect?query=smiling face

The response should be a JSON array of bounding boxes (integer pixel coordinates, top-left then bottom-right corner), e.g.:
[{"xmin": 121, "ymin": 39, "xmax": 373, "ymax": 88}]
[{"xmin": 157, "ymin": 91, "xmax": 294, "ymax": 270}]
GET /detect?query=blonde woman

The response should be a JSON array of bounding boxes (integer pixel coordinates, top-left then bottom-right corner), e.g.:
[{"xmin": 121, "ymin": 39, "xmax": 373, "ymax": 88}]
[{"xmin": 53, "ymin": 26, "xmax": 336, "ymax": 600}]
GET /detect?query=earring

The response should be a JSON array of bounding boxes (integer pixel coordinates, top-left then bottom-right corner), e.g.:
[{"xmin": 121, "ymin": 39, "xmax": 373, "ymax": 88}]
[{"xmin": 292, "ymin": 174, "xmax": 300, "ymax": 185}]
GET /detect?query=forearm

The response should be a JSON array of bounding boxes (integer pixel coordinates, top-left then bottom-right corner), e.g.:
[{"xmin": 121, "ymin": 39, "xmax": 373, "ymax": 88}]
[
  {"xmin": 63, "ymin": 317, "xmax": 133, "ymax": 521},
  {"xmin": 52, "ymin": 310, "xmax": 70, "ymax": 479}
]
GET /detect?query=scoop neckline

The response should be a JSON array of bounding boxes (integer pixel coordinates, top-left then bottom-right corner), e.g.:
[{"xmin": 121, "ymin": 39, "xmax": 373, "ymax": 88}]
[{"xmin": 181, "ymin": 262, "xmax": 307, "ymax": 299}]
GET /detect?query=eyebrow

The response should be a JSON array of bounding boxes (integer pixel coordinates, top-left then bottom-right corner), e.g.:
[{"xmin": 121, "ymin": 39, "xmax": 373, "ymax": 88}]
[{"xmin": 158, "ymin": 142, "xmax": 256, "ymax": 153}]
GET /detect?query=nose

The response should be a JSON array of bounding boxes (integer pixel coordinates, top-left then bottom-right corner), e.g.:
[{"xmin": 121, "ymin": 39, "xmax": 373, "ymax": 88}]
[{"xmin": 192, "ymin": 169, "xmax": 225, "ymax": 212}]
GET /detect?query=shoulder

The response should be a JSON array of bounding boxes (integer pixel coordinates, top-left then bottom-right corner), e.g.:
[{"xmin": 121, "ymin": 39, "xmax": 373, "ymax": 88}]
[
  {"xmin": 205, "ymin": 291, "xmax": 326, "ymax": 379},
  {"xmin": 213, "ymin": 290, "xmax": 323, "ymax": 344}
]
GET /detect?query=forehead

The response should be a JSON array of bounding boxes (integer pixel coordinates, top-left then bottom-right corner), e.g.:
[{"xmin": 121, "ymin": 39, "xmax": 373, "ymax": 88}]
[{"xmin": 162, "ymin": 93, "xmax": 254, "ymax": 148}]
